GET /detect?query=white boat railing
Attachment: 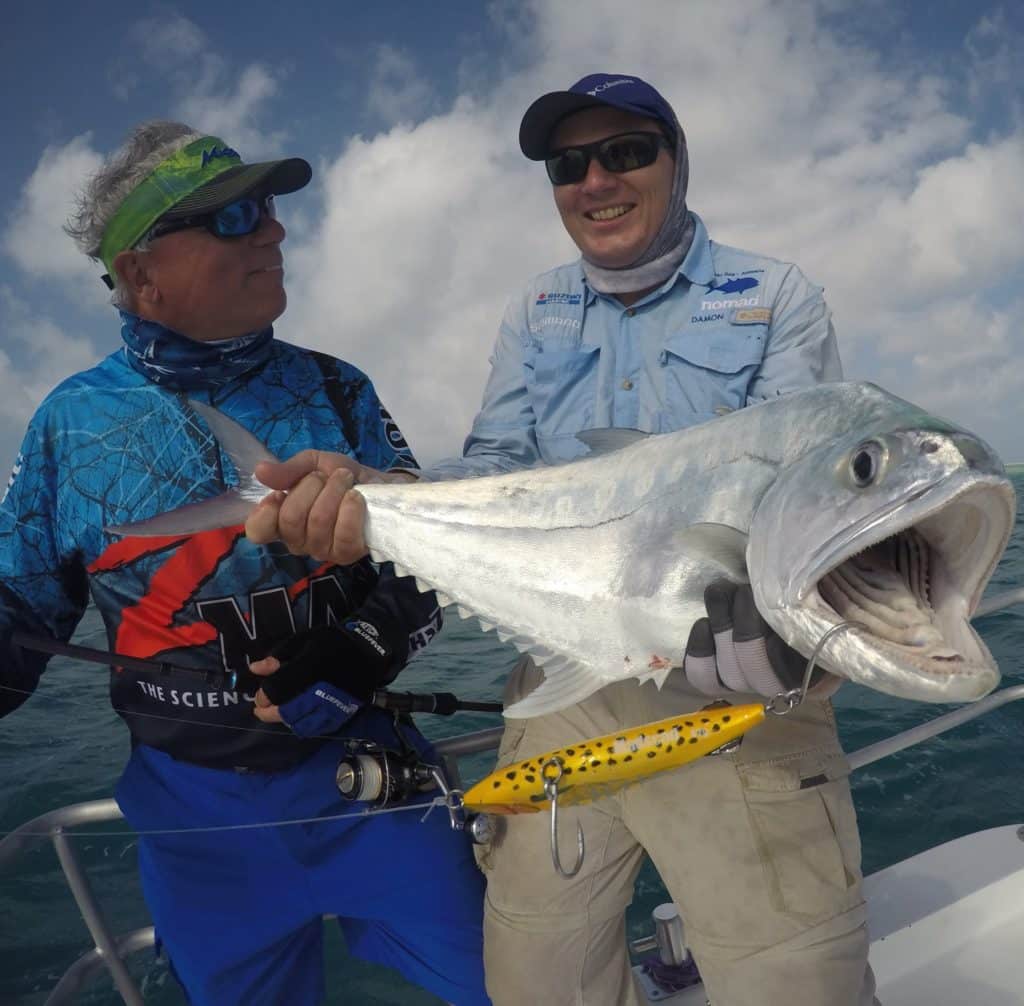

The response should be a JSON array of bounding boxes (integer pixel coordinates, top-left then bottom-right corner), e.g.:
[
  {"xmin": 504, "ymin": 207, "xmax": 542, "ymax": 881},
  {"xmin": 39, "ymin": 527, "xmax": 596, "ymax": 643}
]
[{"xmin": 4, "ymin": 686, "xmax": 1024, "ymax": 1006}]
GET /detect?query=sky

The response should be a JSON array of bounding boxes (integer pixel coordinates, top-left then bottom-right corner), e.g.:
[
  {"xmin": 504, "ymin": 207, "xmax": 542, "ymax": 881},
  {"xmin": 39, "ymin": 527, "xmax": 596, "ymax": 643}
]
[{"xmin": 2, "ymin": 0, "xmax": 1023, "ymax": 477}]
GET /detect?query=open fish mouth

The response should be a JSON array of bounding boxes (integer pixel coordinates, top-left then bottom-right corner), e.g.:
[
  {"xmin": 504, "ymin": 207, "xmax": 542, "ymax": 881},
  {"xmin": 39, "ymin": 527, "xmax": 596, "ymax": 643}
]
[{"xmin": 806, "ymin": 484, "xmax": 1011, "ymax": 693}]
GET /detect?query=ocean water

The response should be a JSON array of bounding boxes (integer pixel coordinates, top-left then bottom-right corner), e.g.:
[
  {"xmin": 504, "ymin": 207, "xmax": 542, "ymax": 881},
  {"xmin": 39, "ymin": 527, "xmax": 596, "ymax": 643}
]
[{"xmin": 1, "ymin": 469, "xmax": 1022, "ymax": 1005}]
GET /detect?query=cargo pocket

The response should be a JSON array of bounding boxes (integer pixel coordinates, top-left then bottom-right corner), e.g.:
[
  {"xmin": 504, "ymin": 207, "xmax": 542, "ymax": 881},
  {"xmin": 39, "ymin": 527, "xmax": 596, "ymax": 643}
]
[
  {"xmin": 525, "ymin": 343, "xmax": 600, "ymax": 454},
  {"xmin": 739, "ymin": 759, "xmax": 863, "ymax": 923},
  {"xmin": 659, "ymin": 329, "xmax": 765, "ymax": 422}
]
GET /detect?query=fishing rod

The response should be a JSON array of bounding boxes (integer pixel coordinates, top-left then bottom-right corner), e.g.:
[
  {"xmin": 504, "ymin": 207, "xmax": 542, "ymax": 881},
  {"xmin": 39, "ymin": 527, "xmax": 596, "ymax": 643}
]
[
  {"xmin": 11, "ymin": 586, "xmax": 1024, "ymax": 718},
  {"xmin": 11, "ymin": 632, "xmax": 503, "ymax": 716}
]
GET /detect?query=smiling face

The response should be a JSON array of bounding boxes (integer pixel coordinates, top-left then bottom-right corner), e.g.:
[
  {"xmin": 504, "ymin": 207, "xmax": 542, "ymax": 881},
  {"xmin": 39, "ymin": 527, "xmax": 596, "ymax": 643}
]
[
  {"xmin": 549, "ymin": 106, "xmax": 674, "ymax": 269},
  {"xmin": 129, "ymin": 210, "xmax": 288, "ymax": 342}
]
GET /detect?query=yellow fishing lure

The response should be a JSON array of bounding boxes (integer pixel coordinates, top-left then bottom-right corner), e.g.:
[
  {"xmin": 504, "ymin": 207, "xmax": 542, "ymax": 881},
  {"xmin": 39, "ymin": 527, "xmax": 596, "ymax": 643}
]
[{"xmin": 462, "ymin": 702, "xmax": 766, "ymax": 814}]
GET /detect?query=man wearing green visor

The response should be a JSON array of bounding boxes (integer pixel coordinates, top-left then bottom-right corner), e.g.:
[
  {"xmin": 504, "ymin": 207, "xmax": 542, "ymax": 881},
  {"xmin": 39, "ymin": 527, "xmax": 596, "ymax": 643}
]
[{"xmin": 0, "ymin": 122, "xmax": 490, "ymax": 1005}]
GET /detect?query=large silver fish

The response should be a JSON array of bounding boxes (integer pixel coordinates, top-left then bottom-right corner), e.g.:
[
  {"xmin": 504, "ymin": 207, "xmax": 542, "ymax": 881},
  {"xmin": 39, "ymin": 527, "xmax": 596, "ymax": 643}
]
[{"xmin": 110, "ymin": 383, "xmax": 1016, "ymax": 718}]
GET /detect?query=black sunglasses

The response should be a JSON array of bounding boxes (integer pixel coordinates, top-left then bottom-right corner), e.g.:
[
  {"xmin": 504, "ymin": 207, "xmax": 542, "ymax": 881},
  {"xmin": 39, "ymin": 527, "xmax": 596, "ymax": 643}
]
[
  {"xmin": 545, "ymin": 131, "xmax": 672, "ymax": 186},
  {"xmin": 144, "ymin": 193, "xmax": 277, "ymax": 243}
]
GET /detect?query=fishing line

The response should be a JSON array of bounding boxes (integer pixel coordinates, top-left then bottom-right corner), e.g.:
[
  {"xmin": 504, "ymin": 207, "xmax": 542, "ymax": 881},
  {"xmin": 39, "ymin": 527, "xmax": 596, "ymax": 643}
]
[{"xmin": 1, "ymin": 794, "xmax": 451, "ymax": 840}]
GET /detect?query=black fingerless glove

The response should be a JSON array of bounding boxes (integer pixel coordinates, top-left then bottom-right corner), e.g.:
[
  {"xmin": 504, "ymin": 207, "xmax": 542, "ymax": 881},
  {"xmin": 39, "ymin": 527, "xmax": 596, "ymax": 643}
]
[{"xmin": 260, "ymin": 618, "xmax": 400, "ymax": 706}]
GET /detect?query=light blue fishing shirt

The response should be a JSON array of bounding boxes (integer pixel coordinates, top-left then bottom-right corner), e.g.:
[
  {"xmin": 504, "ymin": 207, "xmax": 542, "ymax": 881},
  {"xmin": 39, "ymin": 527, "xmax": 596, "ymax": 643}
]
[{"xmin": 427, "ymin": 213, "xmax": 841, "ymax": 478}]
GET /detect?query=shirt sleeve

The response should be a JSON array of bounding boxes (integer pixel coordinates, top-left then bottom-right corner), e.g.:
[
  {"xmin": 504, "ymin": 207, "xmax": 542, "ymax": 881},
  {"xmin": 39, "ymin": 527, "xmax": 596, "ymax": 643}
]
[
  {"xmin": 425, "ymin": 296, "xmax": 543, "ymax": 480},
  {"xmin": 746, "ymin": 264, "xmax": 843, "ymax": 403},
  {"xmin": 0, "ymin": 419, "xmax": 90, "ymax": 716}
]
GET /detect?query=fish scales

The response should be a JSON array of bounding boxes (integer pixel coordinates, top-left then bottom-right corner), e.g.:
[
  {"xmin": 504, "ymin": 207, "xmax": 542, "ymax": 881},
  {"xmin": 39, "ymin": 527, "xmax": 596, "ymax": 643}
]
[{"xmin": 109, "ymin": 383, "xmax": 1017, "ymax": 717}]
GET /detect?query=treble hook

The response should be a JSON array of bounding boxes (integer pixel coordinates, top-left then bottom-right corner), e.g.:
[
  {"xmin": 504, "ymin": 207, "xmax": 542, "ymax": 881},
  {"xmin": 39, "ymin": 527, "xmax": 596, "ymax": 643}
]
[{"xmin": 541, "ymin": 757, "xmax": 585, "ymax": 878}]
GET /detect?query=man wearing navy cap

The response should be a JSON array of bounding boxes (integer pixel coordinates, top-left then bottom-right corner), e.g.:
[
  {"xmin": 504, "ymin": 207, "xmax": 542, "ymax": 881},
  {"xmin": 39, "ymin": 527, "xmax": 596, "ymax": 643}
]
[
  {"xmin": 0, "ymin": 121, "xmax": 490, "ymax": 1006},
  {"xmin": 246, "ymin": 75, "xmax": 878, "ymax": 1005}
]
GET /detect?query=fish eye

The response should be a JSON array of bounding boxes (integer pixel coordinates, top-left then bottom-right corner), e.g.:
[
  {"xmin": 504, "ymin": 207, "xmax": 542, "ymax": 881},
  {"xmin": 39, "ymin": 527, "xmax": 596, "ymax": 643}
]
[{"xmin": 850, "ymin": 441, "xmax": 885, "ymax": 488}]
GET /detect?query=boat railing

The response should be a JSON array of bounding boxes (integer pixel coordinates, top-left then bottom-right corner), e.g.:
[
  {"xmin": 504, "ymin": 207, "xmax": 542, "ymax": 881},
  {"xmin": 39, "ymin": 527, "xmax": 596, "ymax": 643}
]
[{"xmin": 5, "ymin": 686, "xmax": 1024, "ymax": 1006}]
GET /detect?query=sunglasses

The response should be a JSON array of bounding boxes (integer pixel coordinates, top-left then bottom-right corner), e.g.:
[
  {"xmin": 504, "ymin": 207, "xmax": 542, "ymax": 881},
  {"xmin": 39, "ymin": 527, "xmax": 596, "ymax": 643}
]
[
  {"xmin": 144, "ymin": 193, "xmax": 277, "ymax": 243},
  {"xmin": 545, "ymin": 131, "xmax": 672, "ymax": 186}
]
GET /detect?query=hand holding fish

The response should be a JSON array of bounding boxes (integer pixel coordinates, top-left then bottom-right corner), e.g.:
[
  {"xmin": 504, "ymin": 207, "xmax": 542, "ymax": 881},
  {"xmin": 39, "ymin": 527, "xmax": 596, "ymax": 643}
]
[
  {"xmin": 246, "ymin": 450, "xmax": 414, "ymax": 563},
  {"xmin": 683, "ymin": 581, "xmax": 839, "ymax": 699}
]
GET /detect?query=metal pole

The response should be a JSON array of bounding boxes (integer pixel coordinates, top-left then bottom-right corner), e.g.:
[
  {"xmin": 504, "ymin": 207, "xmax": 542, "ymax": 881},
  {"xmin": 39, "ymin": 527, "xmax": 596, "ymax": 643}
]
[
  {"xmin": 51, "ymin": 829, "xmax": 145, "ymax": 1006},
  {"xmin": 848, "ymin": 683, "xmax": 1024, "ymax": 771},
  {"xmin": 976, "ymin": 587, "xmax": 1024, "ymax": 618}
]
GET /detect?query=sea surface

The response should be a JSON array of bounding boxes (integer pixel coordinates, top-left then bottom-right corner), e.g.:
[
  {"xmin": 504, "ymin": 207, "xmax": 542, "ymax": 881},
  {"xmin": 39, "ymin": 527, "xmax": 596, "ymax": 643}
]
[{"xmin": 1, "ymin": 469, "xmax": 1022, "ymax": 1005}]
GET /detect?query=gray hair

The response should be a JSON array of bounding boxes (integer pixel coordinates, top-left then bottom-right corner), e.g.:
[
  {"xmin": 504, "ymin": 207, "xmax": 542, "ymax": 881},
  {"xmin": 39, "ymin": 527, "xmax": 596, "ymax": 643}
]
[{"xmin": 64, "ymin": 120, "xmax": 203, "ymax": 308}]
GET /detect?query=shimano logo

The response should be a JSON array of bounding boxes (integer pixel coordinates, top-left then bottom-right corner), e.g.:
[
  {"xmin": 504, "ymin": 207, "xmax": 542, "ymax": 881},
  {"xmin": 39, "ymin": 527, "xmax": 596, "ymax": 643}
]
[
  {"xmin": 701, "ymin": 297, "xmax": 759, "ymax": 310},
  {"xmin": 200, "ymin": 144, "xmax": 239, "ymax": 168},
  {"xmin": 587, "ymin": 78, "xmax": 635, "ymax": 96},
  {"xmin": 529, "ymin": 316, "xmax": 581, "ymax": 334}
]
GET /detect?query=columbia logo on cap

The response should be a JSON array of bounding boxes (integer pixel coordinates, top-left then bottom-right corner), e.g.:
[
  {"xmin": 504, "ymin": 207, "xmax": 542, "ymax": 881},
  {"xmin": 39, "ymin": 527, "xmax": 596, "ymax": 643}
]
[{"xmin": 586, "ymin": 78, "xmax": 635, "ymax": 97}]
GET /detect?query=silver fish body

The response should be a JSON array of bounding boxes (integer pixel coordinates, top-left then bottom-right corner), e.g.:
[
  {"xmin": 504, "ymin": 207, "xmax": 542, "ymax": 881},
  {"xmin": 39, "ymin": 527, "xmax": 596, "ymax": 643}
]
[{"xmin": 110, "ymin": 384, "xmax": 1016, "ymax": 718}]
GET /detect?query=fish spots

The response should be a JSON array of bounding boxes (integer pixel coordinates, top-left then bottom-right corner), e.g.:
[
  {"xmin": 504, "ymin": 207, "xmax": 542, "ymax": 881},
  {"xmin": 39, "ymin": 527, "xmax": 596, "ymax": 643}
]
[
  {"xmin": 505, "ymin": 771, "xmax": 517, "ymax": 781},
  {"xmin": 647, "ymin": 751, "xmax": 657, "ymax": 759}
]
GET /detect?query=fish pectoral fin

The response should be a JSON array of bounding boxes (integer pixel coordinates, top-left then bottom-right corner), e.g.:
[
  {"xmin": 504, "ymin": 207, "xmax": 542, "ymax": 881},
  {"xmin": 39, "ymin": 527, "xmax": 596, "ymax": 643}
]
[
  {"xmin": 502, "ymin": 654, "xmax": 608, "ymax": 719},
  {"xmin": 106, "ymin": 490, "xmax": 253, "ymax": 537},
  {"xmin": 187, "ymin": 400, "xmax": 280, "ymax": 477},
  {"xmin": 575, "ymin": 427, "xmax": 651, "ymax": 455},
  {"xmin": 675, "ymin": 523, "xmax": 750, "ymax": 581}
]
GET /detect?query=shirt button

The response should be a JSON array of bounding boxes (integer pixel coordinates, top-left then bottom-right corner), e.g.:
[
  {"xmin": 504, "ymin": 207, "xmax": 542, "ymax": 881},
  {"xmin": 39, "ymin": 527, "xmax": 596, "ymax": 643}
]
[
  {"xmin": 621, "ymin": 379, "xmax": 634, "ymax": 390},
  {"xmin": 626, "ymin": 308, "xmax": 636, "ymax": 317}
]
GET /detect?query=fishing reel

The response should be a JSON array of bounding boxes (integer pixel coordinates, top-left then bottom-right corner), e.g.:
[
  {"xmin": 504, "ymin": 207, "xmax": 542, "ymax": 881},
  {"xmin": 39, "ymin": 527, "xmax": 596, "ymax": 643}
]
[
  {"xmin": 334, "ymin": 737, "xmax": 496, "ymax": 844},
  {"xmin": 335, "ymin": 743, "xmax": 437, "ymax": 808}
]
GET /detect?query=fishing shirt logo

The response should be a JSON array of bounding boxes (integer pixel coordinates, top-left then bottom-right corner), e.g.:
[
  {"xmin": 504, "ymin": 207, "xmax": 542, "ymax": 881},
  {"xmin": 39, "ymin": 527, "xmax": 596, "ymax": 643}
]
[
  {"xmin": 536, "ymin": 292, "xmax": 582, "ymax": 306},
  {"xmin": 380, "ymin": 406, "xmax": 413, "ymax": 463},
  {"xmin": 701, "ymin": 276, "xmax": 760, "ymax": 312},
  {"xmin": 1, "ymin": 453, "xmax": 22, "ymax": 506}
]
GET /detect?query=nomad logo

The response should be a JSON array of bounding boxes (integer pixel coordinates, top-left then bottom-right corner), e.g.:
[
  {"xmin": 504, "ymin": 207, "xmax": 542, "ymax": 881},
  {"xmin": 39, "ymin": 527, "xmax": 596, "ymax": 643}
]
[
  {"xmin": 587, "ymin": 78, "xmax": 635, "ymax": 96},
  {"xmin": 701, "ymin": 297, "xmax": 759, "ymax": 310},
  {"xmin": 708, "ymin": 277, "xmax": 759, "ymax": 296},
  {"xmin": 200, "ymin": 145, "xmax": 239, "ymax": 168},
  {"xmin": 536, "ymin": 292, "xmax": 582, "ymax": 306}
]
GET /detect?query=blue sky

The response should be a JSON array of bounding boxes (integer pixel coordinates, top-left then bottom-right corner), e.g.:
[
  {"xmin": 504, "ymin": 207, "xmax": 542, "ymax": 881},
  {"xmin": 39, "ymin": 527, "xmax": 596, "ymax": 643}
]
[{"xmin": 2, "ymin": 0, "xmax": 1023, "ymax": 475}]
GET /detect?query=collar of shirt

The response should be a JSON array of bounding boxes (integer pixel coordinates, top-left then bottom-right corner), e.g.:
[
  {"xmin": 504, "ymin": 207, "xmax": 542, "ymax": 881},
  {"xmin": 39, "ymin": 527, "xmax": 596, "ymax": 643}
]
[{"xmin": 580, "ymin": 212, "xmax": 716, "ymax": 311}]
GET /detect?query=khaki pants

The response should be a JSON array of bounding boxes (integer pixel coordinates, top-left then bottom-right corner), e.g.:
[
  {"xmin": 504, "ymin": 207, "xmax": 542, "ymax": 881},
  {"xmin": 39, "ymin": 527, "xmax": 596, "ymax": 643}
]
[{"xmin": 475, "ymin": 658, "xmax": 879, "ymax": 1006}]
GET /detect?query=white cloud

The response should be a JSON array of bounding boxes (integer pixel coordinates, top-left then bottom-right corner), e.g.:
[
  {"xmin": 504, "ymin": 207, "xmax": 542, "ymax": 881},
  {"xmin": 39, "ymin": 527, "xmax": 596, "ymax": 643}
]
[
  {"xmin": 114, "ymin": 13, "xmax": 287, "ymax": 157},
  {"xmin": 0, "ymin": 287, "xmax": 101, "ymax": 437},
  {"xmin": 275, "ymin": 0, "xmax": 1024, "ymax": 464},
  {"xmin": 3, "ymin": 135, "xmax": 105, "ymax": 287},
  {"xmin": 366, "ymin": 45, "xmax": 437, "ymax": 126}
]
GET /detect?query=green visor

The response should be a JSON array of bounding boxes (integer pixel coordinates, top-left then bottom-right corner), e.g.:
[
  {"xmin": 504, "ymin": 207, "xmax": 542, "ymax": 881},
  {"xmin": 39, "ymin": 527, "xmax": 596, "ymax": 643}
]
[{"xmin": 98, "ymin": 135, "xmax": 311, "ymax": 279}]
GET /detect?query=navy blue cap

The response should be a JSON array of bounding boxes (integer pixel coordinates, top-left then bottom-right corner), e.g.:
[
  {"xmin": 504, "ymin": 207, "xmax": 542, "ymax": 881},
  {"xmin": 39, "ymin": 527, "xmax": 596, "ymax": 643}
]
[{"xmin": 519, "ymin": 73, "xmax": 677, "ymax": 160}]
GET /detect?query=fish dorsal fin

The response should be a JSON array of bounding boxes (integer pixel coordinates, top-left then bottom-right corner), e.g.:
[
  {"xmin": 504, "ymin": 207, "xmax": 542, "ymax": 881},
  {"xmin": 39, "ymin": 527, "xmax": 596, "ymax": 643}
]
[
  {"xmin": 188, "ymin": 400, "xmax": 280, "ymax": 492},
  {"xmin": 675, "ymin": 523, "xmax": 750, "ymax": 582},
  {"xmin": 576, "ymin": 428, "xmax": 650, "ymax": 456}
]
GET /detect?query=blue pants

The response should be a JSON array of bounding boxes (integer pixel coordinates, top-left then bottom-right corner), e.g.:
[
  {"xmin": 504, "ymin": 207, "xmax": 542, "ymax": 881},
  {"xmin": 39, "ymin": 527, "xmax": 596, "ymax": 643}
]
[{"xmin": 117, "ymin": 741, "xmax": 490, "ymax": 1006}]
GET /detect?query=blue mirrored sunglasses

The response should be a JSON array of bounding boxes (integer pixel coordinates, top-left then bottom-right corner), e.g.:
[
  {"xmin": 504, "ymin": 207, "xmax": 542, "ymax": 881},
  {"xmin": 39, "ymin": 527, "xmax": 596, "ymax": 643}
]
[{"xmin": 145, "ymin": 193, "xmax": 277, "ymax": 242}]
